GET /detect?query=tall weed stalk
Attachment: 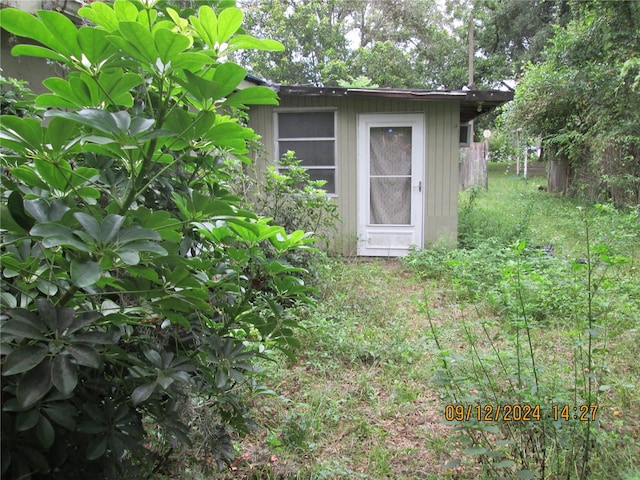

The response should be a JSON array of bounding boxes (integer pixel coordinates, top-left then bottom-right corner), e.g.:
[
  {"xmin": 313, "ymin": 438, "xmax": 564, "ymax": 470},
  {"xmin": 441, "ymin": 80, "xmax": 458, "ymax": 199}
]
[{"xmin": 420, "ymin": 207, "xmax": 629, "ymax": 478}]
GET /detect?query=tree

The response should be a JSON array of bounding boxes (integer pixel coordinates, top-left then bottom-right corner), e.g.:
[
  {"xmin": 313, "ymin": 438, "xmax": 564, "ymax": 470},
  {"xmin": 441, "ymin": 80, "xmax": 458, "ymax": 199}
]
[
  {"xmin": 237, "ymin": 0, "xmax": 353, "ymax": 85},
  {"xmin": 508, "ymin": 0, "xmax": 640, "ymax": 203},
  {"xmin": 238, "ymin": 0, "xmax": 464, "ymax": 88},
  {"xmin": 0, "ymin": 1, "xmax": 315, "ymax": 477},
  {"xmin": 238, "ymin": 0, "xmax": 571, "ymax": 90},
  {"xmin": 471, "ymin": 0, "xmax": 570, "ymax": 83}
]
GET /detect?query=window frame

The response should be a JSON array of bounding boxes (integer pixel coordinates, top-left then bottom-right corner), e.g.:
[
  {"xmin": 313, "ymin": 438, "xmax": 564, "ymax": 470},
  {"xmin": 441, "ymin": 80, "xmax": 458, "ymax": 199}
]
[
  {"xmin": 459, "ymin": 121, "xmax": 472, "ymax": 147},
  {"xmin": 274, "ymin": 107, "xmax": 338, "ymax": 196}
]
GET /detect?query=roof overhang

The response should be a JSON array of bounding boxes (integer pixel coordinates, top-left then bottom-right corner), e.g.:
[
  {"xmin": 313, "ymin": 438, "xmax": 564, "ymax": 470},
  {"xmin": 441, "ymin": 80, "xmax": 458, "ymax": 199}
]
[{"xmin": 274, "ymin": 85, "xmax": 513, "ymax": 123}]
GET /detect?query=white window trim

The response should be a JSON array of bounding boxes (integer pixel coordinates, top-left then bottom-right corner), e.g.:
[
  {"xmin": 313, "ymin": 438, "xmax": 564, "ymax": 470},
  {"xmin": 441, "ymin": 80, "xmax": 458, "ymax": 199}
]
[{"xmin": 274, "ymin": 108, "xmax": 338, "ymax": 196}]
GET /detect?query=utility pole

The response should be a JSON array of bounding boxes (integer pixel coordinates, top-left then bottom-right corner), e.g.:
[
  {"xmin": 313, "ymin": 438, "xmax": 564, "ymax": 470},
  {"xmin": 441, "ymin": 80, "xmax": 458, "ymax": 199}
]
[{"xmin": 468, "ymin": 9, "xmax": 474, "ymax": 89}]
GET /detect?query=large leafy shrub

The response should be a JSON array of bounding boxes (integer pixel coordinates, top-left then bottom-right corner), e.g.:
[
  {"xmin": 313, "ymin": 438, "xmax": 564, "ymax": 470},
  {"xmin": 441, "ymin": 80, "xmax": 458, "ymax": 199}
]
[{"xmin": 0, "ymin": 2, "xmax": 316, "ymax": 478}]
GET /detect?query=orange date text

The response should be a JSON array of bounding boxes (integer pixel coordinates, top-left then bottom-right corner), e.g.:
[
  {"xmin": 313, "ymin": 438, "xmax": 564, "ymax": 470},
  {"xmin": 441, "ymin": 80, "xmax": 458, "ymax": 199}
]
[{"xmin": 444, "ymin": 404, "xmax": 599, "ymax": 422}]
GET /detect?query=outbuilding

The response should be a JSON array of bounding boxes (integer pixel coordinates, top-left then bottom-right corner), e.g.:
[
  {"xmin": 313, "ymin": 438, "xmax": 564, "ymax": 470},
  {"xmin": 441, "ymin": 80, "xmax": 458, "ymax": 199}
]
[{"xmin": 248, "ymin": 83, "xmax": 512, "ymax": 256}]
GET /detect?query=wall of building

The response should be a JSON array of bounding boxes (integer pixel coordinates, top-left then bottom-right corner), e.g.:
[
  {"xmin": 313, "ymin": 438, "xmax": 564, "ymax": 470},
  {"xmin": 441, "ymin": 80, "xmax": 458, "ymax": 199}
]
[
  {"xmin": 249, "ymin": 95, "xmax": 460, "ymax": 255},
  {"xmin": 1, "ymin": 29, "xmax": 66, "ymax": 93}
]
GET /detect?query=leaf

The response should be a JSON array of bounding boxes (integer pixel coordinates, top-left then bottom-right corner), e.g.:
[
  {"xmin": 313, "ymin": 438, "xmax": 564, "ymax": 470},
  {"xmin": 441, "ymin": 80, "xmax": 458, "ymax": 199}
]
[
  {"xmin": 1, "ymin": 320, "xmax": 47, "ymax": 342},
  {"xmin": 78, "ymin": 2, "xmax": 119, "ymax": 31},
  {"xmin": 227, "ymin": 35, "xmax": 284, "ymax": 52},
  {"xmin": 73, "ymin": 212, "xmax": 101, "ymax": 241},
  {"xmin": 47, "ymin": 108, "xmax": 117, "ymax": 135},
  {"xmin": 36, "ymin": 415, "xmax": 55, "ymax": 449},
  {"xmin": 2, "ymin": 345, "xmax": 49, "ymax": 376},
  {"xmin": 191, "ymin": 6, "xmax": 217, "ymax": 47},
  {"xmin": 66, "ymin": 344, "xmax": 101, "ymax": 369},
  {"xmin": 66, "ymin": 311, "xmax": 102, "ymax": 335},
  {"xmin": 131, "ymin": 382, "xmax": 156, "ymax": 406},
  {"xmin": 34, "ymin": 158, "xmax": 71, "ymax": 191},
  {"xmin": 215, "ymin": 369, "xmax": 228, "ymax": 389},
  {"xmin": 100, "ymin": 214, "xmax": 125, "ymax": 243},
  {"xmin": 10, "ymin": 166, "xmax": 48, "ymax": 190},
  {"xmin": 70, "ymin": 259, "xmax": 102, "ymax": 288},
  {"xmin": 212, "ymin": 62, "xmax": 247, "ymax": 98},
  {"xmin": 16, "ymin": 409, "xmax": 40, "ymax": 431},
  {"xmin": 7, "ymin": 308, "xmax": 42, "ymax": 331},
  {"xmin": 118, "ymin": 21, "xmax": 158, "ymax": 63},
  {"xmin": 24, "ymin": 198, "xmax": 69, "ymax": 222},
  {"xmin": 38, "ymin": 10, "xmax": 81, "ymax": 59},
  {"xmin": 0, "ymin": 116, "xmax": 42, "ymax": 150},
  {"xmin": 118, "ymin": 250, "xmax": 140, "ymax": 265},
  {"xmin": 5, "ymin": 190, "xmax": 34, "ymax": 231},
  {"xmin": 37, "ymin": 278, "xmax": 59, "ymax": 296},
  {"xmin": 181, "ymin": 70, "xmax": 217, "ymax": 102},
  {"xmin": 77, "ymin": 27, "xmax": 115, "ymax": 65},
  {"xmin": 463, "ymin": 447, "xmax": 488, "ymax": 456},
  {"xmin": 114, "ymin": 0, "xmax": 139, "ymax": 22},
  {"xmin": 71, "ymin": 332, "xmax": 113, "ymax": 345},
  {"xmin": 11, "ymin": 44, "xmax": 68, "ymax": 63},
  {"xmin": 494, "ymin": 460, "xmax": 517, "ymax": 468},
  {"xmin": 43, "ymin": 403, "xmax": 77, "ymax": 430},
  {"xmin": 217, "ymin": 8, "xmax": 243, "ymax": 45},
  {"xmin": 51, "ymin": 355, "xmax": 78, "ymax": 396},
  {"xmin": 515, "ymin": 470, "xmax": 538, "ymax": 480},
  {"xmin": 0, "ymin": 8, "xmax": 65, "ymax": 55},
  {"xmin": 36, "ymin": 298, "xmax": 65, "ymax": 331},
  {"xmin": 46, "ymin": 116, "xmax": 80, "ymax": 152},
  {"xmin": 30, "ymin": 222, "xmax": 71, "ymax": 239},
  {"xmin": 154, "ymin": 28, "xmax": 190, "ymax": 64},
  {"xmin": 443, "ymin": 458, "xmax": 461, "ymax": 469},
  {"xmin": 16, "ymin": 359, "xmax": 53, "ymax": 409},
  {"xmin": 86, "ymin": 435, "xmax": 108, "ymax": 460},
  {"xmin": 223, "ymin": 86, "xmax": 279, "ymax": 107},
  {"xmin": 143, "ymin": 349, "xmax": 162, "ymax": 367}
]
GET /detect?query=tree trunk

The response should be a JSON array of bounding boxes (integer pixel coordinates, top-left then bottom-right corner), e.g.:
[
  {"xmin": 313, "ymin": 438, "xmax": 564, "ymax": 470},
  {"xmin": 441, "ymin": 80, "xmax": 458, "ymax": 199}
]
[{"xmin": 546, "ymin": 145, "xmax": 572, "ymax": 195}]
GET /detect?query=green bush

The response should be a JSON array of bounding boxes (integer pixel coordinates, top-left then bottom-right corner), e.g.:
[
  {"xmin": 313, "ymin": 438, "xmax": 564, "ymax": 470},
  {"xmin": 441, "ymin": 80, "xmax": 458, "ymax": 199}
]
[
  {"xmin": 414, "ymin": 216, "xmax": 633, "ymax": 478},
  {"xmin": 227, "ymin": 150, "xmax": 341, "ymax": 282},
  {"xmin": 0, "ymin": 3, "xmax": 315, "ymax": 478}
]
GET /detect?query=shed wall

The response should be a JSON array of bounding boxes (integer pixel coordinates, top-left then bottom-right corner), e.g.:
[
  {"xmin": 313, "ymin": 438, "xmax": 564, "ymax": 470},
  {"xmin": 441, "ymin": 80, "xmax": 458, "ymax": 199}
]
[{"xmin": 249, "ymin": 95, "xmax": 461, "ymax": 255}]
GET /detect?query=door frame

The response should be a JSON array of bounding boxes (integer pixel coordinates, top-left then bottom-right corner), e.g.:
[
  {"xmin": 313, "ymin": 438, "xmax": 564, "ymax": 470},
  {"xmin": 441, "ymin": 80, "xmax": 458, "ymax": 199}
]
[{"xmin": 357, "ymin": 113, "xmax": 425, "ymax": 256}]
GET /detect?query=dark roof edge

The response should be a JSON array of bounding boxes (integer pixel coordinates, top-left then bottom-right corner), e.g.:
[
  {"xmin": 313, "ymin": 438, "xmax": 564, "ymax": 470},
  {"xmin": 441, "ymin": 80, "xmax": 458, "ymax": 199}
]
[
  {"xmin": 242, "ymin": 77, "xmax": 514, "ymax": 122},
  {"xmin": 275, "ymin": 84, "xmax": 512, "ymax": 102}
]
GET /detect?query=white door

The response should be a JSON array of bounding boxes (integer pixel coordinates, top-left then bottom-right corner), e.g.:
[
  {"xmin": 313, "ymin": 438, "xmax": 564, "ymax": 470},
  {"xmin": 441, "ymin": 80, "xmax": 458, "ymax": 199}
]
[{"xmin": 357, "ymin": 113, "xmax": 424, "ymax": 256}]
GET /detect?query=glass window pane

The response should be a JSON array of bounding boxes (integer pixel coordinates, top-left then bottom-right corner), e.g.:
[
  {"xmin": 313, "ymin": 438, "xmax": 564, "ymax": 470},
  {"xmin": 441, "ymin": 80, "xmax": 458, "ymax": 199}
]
[
  {"xmin": 459, "ymin": 123, "xmax": 470, "ymax": 145},
  {"xmin": 370, "ymin": 127, "xmax": 412, "ymax": 176},
  {"xmin": 280, "ymin": 140, "xmax": 334, "ymax": 166},
  {"xmin": 279, "ymin": 167, "xmax": 335, "ymax": 194},
  {"xmin": 370, "ymin": 177, "xmax": 411, "ymax": 224},
  {"xmin": 279, "ymin": 112, "xmax": 335, "ymax": 138},
  {"xmin": 307, "ymin": 169, "xmax": 335, "ymax": 194}
]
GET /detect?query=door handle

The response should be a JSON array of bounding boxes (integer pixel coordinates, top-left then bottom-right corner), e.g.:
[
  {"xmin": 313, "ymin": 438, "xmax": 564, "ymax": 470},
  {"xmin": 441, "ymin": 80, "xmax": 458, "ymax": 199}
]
[{"xmin": 417, "ymin": 181, "xmax": 422, "ymax": 192}]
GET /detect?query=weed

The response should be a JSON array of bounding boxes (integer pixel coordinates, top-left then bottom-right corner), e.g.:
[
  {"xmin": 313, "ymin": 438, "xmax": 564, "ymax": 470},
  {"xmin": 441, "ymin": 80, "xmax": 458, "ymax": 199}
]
[{"xmin": 208, "ymin": 166, "xmax": 639, "ymax": 480}]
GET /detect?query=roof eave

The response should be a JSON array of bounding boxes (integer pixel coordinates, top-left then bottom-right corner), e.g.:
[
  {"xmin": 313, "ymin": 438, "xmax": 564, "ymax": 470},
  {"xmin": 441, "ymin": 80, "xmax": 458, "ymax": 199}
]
[{"xmin": 274, "ymin": 85, "xmax": 513, "ymax": 123}]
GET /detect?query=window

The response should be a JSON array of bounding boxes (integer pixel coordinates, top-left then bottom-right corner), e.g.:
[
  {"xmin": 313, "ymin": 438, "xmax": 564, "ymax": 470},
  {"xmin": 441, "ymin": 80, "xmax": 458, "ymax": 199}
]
[
  {"xmin": 459, "ymin": 122, "xmax": 472, "ymax": 147},
  {"xmin": 276, "ymin": 110, "xmax": 337, "ymax": 194}
]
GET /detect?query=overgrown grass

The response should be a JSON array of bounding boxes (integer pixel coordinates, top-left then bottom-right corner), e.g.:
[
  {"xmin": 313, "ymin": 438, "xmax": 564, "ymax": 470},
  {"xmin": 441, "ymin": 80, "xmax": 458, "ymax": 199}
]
[{"xmin": 171, "ymin": 164, "xmax": 639, "ymax": 479}]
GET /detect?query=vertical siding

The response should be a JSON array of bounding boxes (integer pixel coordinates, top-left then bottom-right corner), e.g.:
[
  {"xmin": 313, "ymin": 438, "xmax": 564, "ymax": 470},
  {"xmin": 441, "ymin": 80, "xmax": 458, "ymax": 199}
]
[{"xmin": 249, "ymin": 96, "xmax": 460, "ymax": 254}]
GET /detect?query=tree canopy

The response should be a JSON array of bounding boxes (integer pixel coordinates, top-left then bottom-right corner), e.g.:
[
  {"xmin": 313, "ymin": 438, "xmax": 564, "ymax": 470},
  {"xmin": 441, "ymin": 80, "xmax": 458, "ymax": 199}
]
[
  {"xmin": 509, "ymin": 0, "xmax": 640, "ymax": 203},
  {"xmin": 237, "ymin": 0, "xmax": 568, "ymax": 89}
]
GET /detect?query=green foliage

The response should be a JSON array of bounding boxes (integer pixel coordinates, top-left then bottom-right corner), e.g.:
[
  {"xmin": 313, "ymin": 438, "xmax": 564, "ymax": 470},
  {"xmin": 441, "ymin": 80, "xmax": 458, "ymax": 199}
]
[
  {"xmin": 404, "ymin": 194, "xmax": 638, "ymax": 479},
  {"xmin": 226, "ymin": 150, "xmax": 341, "ymax": 282},
  {"xmin": 507, "ymin": 1, "xmax": 640, "ymax": 204},
  {"xmin": 0, "ymin": 75, "xmax": 37, "ymax": 117},
  {"xmin": 458, "ymin": 186, "xmax": 533, "ymax": 249},
  {"xmin": 256, "ymin": 151, "xmax": 340, "ymax": 246},
  {"xmin": 240, "ymin": 0, "xmax": 554, "ymax": 89},
  {"xmin": 0, "ymin": 2, "xmax": 316, "ymax": 478}
]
